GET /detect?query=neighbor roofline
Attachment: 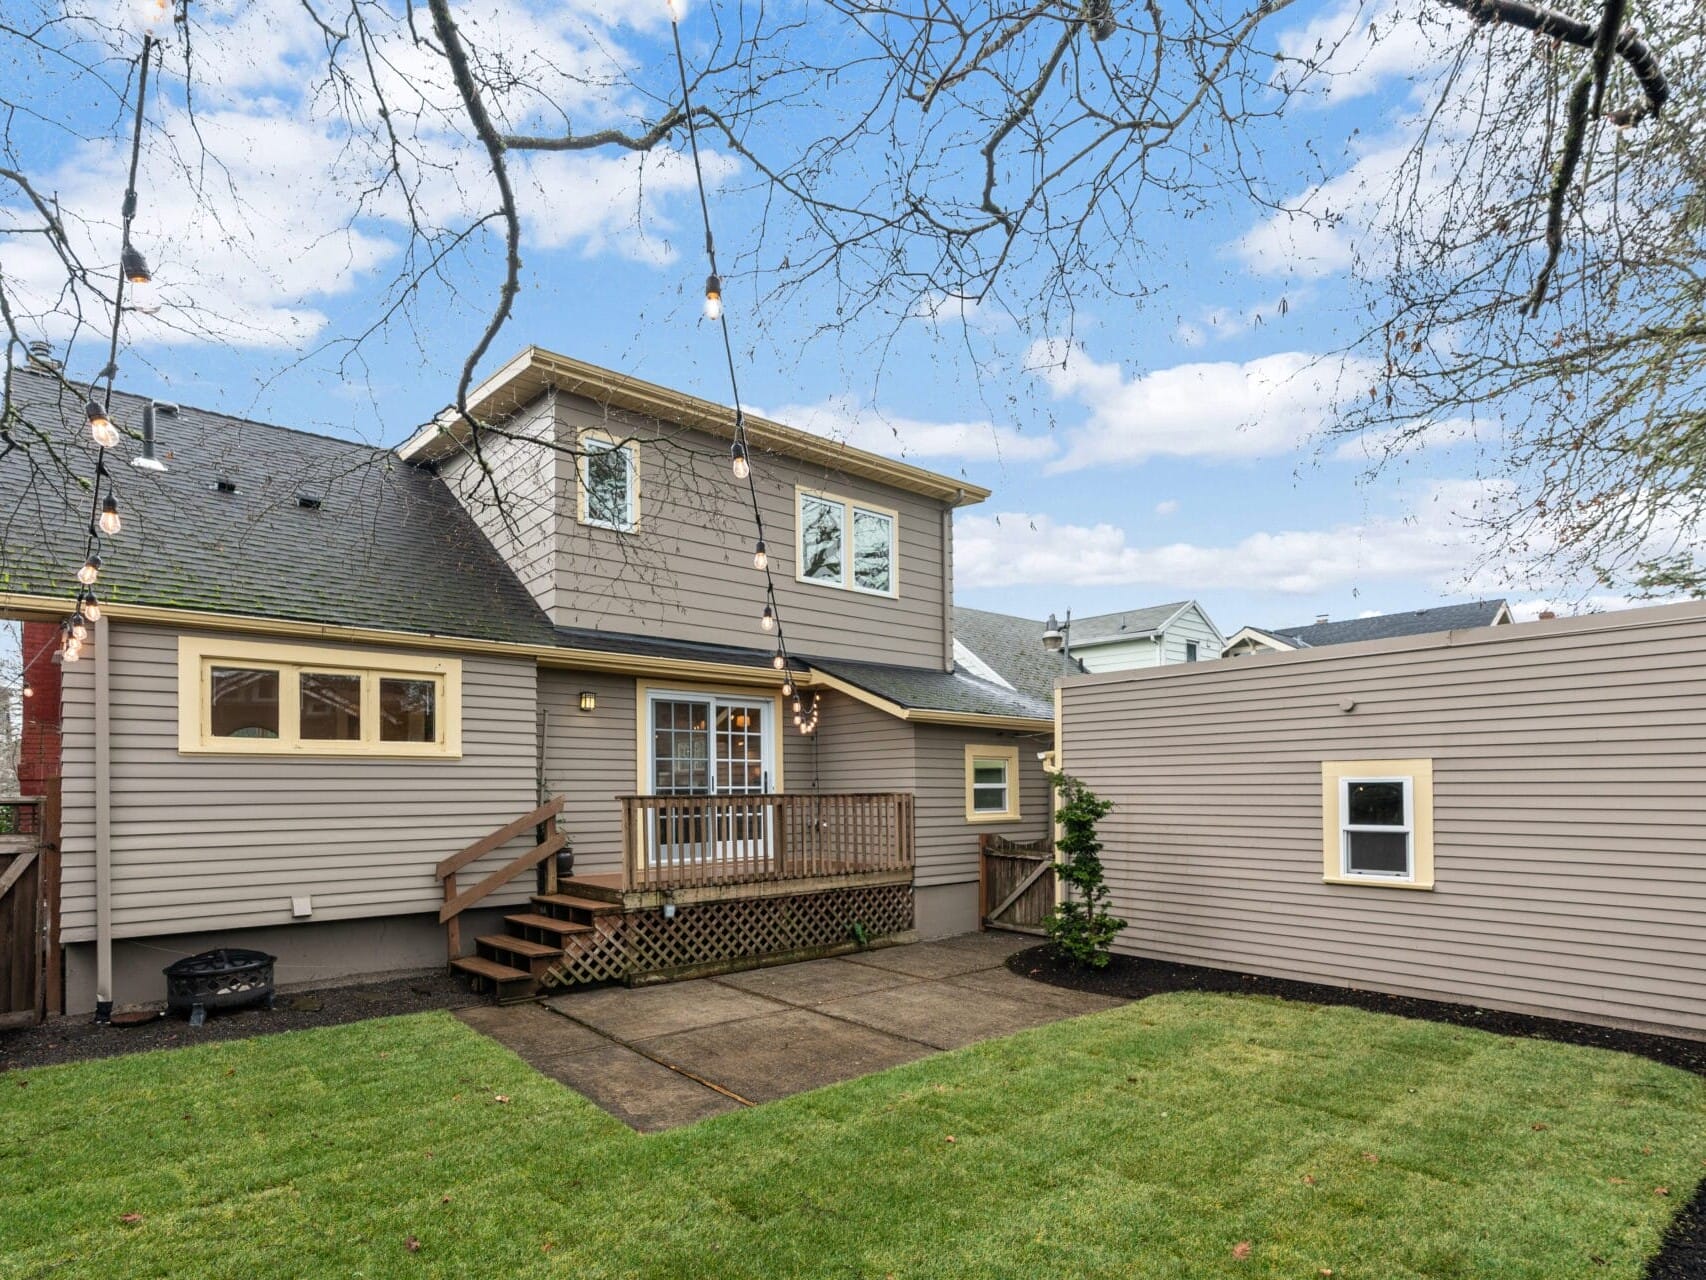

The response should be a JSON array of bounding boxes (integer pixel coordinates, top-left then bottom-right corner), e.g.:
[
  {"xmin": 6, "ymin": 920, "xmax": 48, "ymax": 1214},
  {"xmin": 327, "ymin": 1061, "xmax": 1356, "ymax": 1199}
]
[
  {"xmin": 810, "ymin": 667, "xmax": 1054, "ymax": 733},
  {"xmin": 1223, "ymin": 624, "xmax": 1298, "ymax": 652},
  {"xmin": 397, "ymin": 345, "xmax": 993, "ymax": 508}
]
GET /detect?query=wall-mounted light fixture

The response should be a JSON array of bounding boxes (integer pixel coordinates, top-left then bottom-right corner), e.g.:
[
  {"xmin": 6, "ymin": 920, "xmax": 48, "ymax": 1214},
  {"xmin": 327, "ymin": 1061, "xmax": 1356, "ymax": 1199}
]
[{"xmin": 579, "ymin": 691, "xmax": 596, "ymax": 713}]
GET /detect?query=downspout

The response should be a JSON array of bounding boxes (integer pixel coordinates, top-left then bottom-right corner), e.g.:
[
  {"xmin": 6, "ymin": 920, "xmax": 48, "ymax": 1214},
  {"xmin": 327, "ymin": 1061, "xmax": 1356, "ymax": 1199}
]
[
  {"xmin": 94, "ymin": 614, "xmax": 113, "ymax": 1021},
  {"xmin": 941, "ymin": 499, "xmax": 958, "ymax": 672}
]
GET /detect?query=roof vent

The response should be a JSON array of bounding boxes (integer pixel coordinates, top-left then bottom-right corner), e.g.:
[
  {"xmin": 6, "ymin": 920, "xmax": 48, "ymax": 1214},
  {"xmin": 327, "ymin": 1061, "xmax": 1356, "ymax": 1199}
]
[
  {"xmin": 26, "ymin": 340, "xmax": 61, "ymax": 371},
  {"xmin": 213, "ymin": 478, "xmax": 238, "ymax": 494},
  {"xmin": 296, "ymin": 492, "xmax": 323, "ymax": 511},
  {"xmin": 154, "ymin": 401, "xmax": 180, "ymax": 415},
  {"xmin": 1315, "ymin": 613, "xmax": 1329, "ymax": 625}
]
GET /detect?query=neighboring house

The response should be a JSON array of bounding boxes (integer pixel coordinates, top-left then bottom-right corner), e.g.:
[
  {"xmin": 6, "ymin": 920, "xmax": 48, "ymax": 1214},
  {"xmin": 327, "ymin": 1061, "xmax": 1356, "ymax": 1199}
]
[
  {"xmin": 1223, "ymin": 600, "xmax": 1512, "ymax": 657},
  {"xmin": 0, "ymin": 350, "xmax": 1057, "ymax": 1017},
  {"xmin": 1056, "ymin": 600, "xmax": 1706, "ymax": 1040},
  {"xmin": 1045, "ymin": 600, "xmax": 1224, "ymax": 673},
  {"xmin": 951, "ymin": 606, "xmax": 1085, "ymax": 704}
]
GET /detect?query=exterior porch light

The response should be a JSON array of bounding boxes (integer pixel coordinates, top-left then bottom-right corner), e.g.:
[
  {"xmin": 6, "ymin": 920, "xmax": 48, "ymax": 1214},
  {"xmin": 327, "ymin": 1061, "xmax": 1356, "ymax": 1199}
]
[
  {"xmin": 77, "ymin": 553, "xmax": 102, "ymax": 586},
  {"xmin": 753, "ymin": 539, "xmax": 767, "ymax": 571},
  {"xmin": 704, "ymin": 273, "xmax": 723, "ymax": 320},
  {"xmin": 99, "ymin": 494, "xmax": 122, "ymax": 535},
  {"xmin": 730, "ymin": 439, "xmax": 750, "ymax": 481},
  {"xmin": 86, "ymin": 399, "xmax": 119, "ymax": 449},
  {"xmin": 578, "ymin": 691, "xmax": 596, "ymax": 713}
]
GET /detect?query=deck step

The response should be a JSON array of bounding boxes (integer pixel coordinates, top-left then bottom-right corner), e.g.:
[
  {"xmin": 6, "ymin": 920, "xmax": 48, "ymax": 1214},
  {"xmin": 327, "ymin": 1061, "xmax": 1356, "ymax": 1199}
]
[
  {"xmin": 476, "ymin": 933, "xmax": 561, "ymax": 959},
  {"xmin": 532, "ymin": 893, "xmax": 620, "ymax": 916},
  {"xmin": 556, "ymin": 874, "xmax": 625, "ymax": 904},
  {"xmin": 450, "ymin": 955, "xmax": 533, "ymax": 984},
  {"xmin": 505, "ymin": 912, "xmax": 595, "ymax": 938}
]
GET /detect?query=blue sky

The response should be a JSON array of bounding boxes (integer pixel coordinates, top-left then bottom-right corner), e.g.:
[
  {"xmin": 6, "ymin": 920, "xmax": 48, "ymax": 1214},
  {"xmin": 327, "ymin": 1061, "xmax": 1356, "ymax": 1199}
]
[{"xmin": 3, "ymin": 0, "xmax": 1612, "ymax": 657}]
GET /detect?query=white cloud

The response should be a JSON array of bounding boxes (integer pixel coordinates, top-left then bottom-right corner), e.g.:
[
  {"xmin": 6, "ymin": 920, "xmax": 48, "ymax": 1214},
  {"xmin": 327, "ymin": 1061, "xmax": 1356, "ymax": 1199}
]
[
  {"xmin": 1154, "ymin": 499, "xmax": 1179, "ymax": 517},
  {"xmin": 1029, "ymin": 340, "xmax": 1371, "ymax": 471},
  {"xmin": 1332, "ymin": 416, "xmax": 1483, "ymax": 461},
  {"xmin": 1274, "ymin": 0, "xmax": 1464, "ymax": 107},
  {"xmin": 955, "ymin": 480, "xmax": 1501, "ymax": 595},
  {"xmin": 767, "ymin": 393, "xmax": 1054, "ymax": 464}
]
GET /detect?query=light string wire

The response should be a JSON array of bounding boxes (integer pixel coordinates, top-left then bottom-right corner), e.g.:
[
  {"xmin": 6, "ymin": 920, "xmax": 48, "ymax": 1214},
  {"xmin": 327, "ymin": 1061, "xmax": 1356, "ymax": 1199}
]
[
  {"xmin": 58, "ymin": 32, "xmax": 158, "ymax": 664},
  {"xmin": 667, "ymin": 8, "xmax": 819, "ymax": 734}
]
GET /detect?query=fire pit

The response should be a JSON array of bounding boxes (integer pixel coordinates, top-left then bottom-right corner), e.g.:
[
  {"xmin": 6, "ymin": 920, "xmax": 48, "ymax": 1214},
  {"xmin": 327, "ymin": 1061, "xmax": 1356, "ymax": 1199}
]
[{"xmin": 163, "ymin": 948, "xmax": 277, "ymax": 1026}]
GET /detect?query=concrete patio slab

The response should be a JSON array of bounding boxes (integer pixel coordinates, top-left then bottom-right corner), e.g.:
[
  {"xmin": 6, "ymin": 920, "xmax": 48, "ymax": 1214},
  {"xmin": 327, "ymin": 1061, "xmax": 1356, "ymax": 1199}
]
[
  {"xmin": 943, "ymin": 965, "xmax": 1126, "ymax": 1015},
  {"xmin": 714, "ymin": 955, "xmax": 920, "ymax": 1006},
  {"xmin": 455, "ymin": 1004, "xmax": 607, "ymax": 1058},
  {"xmin": 927, "ymin": 931, "xmax": 1039, "ymax": 961},
  {"xmin": 530, "ymin": 1042, "xmax": 744, "ymax": 1132},
  {"xmin": 641, "ymin": 1007, "xmax": 931, "ymax": 1103},
  {"xmin": 817, "ymin": 978, "xmax": 1090, "ymax": 1051},
  {"xmin": 544, "ymin": 979, "xmax": 788, "ymax": 1042},
  {"xmin": 839, "ymin": 938, "xmax": 1009, "ymax": 979}
]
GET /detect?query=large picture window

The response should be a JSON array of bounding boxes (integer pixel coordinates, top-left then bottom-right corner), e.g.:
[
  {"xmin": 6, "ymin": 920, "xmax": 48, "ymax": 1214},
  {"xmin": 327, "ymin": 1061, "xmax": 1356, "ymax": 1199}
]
[
  {"xmin": 1321, "ymin": 759, "xmax": 1434, "ymax": 889},
  {"xmin": 796, "ymin": 487, "xmax": 897, "ymax": 596},
  {"xmin": 180, "ymin": 637, "xmax": 461, "ymax": 757},
  {"xmin": 578, "ymin": 431, "xmax": 638, "ymax": 532}
]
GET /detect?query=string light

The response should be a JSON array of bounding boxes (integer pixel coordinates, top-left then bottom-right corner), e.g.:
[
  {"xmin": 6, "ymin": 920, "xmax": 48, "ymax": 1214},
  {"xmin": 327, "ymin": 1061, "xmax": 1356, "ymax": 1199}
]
[
  {"xmin": 730, "ymin": 440, "xmax": 750, "ymax": 481},
  {"xmin": 121, "ymin": 245, "xmax": 152, "ymax": 285},
  {"xmin": 771, "ymin": 653, "xmax": 785, "ymax": 670},
  {"xmin": 85, "ymin": 399, "xmax": 119, "ymax": 448},
  {"xmin": 99, "ymin": 494, "xmax": 122, "ymax": 535},
  {"xmin": 21, "ymin": 684, "xmax": 32, "ymax": 699},
  {"xmin": 753, "ymin": 540, "xmax": 767, "ymax": 571},
  {"xmin": 760, "ymin": 604, "xmax": 775, "ymax": 633},
  {"xmin": 77, "ymin": 554, "xmax": 102, "ymax": 586},
  {"xmin": 135, "ymin": 0, "xmax": 172, "ymax": 32},
  {"xmin": 82, "ymin": 592, "xmax": 102, "ymax": 622},
  {"xmin": 780, "ymin": 678, "xmax": 793, "ymax": 697},
  {"xmin": 703, "ymin": 273, "xmax": 723, "ymax": 320},
  {"xmin": 70, "ymin": 614, "xmax": 89, "ymax": 642}
]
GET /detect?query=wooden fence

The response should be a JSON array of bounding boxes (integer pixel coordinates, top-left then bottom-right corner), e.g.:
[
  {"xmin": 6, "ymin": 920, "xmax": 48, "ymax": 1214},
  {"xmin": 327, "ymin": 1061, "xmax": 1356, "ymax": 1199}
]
[
  {"xmin": 979, "ymin": 833, "xmax": 1055, "ymax": 934},
  {"xmin": 620, "ymin": 792, "xmax": 915, "ymax": 892},
  {"xmin": 0, "ymin": 785, "xmax": 58, "ymax": 1027}
]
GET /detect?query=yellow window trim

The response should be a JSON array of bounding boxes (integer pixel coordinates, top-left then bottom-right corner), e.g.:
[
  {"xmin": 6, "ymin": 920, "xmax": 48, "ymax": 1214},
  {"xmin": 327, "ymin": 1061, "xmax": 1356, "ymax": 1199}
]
[
  {"xmin": 965, "ymin": 743, "xmax": 1022, "ymax": 823},
  {"xmin": 1321, "ymin": 758, "xmax": 1434, "ymax": 890},
  {"xmin": 794, "ymin": 485, "xmax": 900, "ymax": 598},
  {"xmin": 177, "ymin": 635, "xmax": 463, "ymax": 758},
  {"xmin": 576, "ymin": 427, "xmax": 641, "ymax": 533},
  {"xmin": 634, "ymin": 678, "xmax": 787, "ymax": 795}
]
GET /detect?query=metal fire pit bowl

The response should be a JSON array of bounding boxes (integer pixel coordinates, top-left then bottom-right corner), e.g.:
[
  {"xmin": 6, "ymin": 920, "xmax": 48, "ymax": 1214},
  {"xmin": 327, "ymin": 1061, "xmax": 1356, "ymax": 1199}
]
[{"xmin": 163, "ymin": 948, "xmax": 277, "ymax": 1026}]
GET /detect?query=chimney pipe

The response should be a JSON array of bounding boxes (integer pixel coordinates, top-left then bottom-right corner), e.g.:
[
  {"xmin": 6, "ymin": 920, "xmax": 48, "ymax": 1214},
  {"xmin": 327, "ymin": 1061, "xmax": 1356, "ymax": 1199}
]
[
  {"xmin": 1315, "ymin": 613, "xmax": 1329, "ymax": 626},
  {"xmin": 1538, "ymin": 610, "xmax": 1556, "ymax": 620},
  {"xmin": 131, "ymin": 401, "xmax": 168, "ymax": 473},
  {"xmin": 25, "ymin": 340, "xmax": 61, "ymax": 372}
]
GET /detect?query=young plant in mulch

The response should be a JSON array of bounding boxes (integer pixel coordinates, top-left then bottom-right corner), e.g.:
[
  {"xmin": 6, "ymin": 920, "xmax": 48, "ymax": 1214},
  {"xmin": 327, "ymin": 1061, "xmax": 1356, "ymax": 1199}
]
[{"xmin": 1044, "ymin": 773, "xmax": 1125, "ymax": 968}]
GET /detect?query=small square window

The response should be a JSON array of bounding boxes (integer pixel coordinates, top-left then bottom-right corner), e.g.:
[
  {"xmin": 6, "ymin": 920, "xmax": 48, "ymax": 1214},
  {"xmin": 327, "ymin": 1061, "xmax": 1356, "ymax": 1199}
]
[
  {"xmin": 1185, "ymin": 641, "xmax": 1199, "ymax": 662},
  {"xmin": 210, "ymin": 667, "xmax": 280, "ymax": 739},
  {"xmin": 300, "ymin": 671, "xmax": 362, "ymax": 741},
  {"xmin": 1323, "ymin": 761, "xmax": 1433, "ymax": 889},
  {"xmin": 965, "ymin": 745, "xmax": 1021, "ymax": 821},
  {"xmin": 380, "ymin": 678, "xmax": 438, "ymax": 743}
]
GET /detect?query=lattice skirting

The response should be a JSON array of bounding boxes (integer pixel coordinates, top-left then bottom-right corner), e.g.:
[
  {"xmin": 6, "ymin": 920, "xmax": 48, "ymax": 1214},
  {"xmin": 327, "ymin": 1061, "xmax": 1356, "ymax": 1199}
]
[{"xmin": 545, "ymin": 882, "xmax": 914, "ymax": 988}]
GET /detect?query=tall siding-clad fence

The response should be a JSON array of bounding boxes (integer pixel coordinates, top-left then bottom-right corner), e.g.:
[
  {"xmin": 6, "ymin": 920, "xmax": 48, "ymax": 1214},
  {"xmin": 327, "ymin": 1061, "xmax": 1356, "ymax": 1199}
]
[{"xmin": 1056, "ymin": 600, "xmax": 1706, "ymax": 1039}]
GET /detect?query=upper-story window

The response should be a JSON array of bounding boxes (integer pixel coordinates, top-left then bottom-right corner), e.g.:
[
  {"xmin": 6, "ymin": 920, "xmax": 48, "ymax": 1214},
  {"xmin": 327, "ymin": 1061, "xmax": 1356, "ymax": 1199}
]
[
  {"xmin": 579, "ymin": 431, "xmax": 638, "ymax": 532},
  {"xmin": 796, "ymin": 487, "xmax": 897, "ymax": 596}
]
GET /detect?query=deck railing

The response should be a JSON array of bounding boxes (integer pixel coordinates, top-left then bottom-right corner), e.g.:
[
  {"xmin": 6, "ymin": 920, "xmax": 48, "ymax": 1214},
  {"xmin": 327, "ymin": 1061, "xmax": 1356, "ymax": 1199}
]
[{"xmin": 620, "ymin": 792, "xmax": 914, "ymax": 892}]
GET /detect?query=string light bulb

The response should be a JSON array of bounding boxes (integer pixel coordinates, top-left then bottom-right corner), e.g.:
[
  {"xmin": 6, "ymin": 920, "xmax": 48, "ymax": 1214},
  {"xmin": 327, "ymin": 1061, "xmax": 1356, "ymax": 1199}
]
[
  {"xmin": 753, "ymin": 540, "xmax": 767, "ymax": 571},
  {"xmin": 121, "ymin": 245, "xmax": 152, "ymax": 285},
  {"xmin": 780, "ymin": 679, "xmax": 793, "ymax": 697},
  {"xmin": 135, "ymin": 0, "xmax": 172, "ymax": 31},
  {"xmin": 771, "ymin": 653, "xmax": 785, "ymax": 670},
  {"xmin": 63, "ymin": 643, "xmax": 81, "ymax": 664},
  {"xmin": 71, "ymin": 614, "xmax": 89, "ymax": 642},
  {"xmin": 99, "ymin": 494, "xmax": 122, "ymax": 535},
  {"xmin": 730, "ymin": 440, "xmax": 750, "ymax": 481},
  {"xmin": 704, "ymin": 273, "xmax": 723, "ymax": 320},
  {"xmin": 665, "ymin": 0, "xmax": 686, "ymax": 21},
  {"xmin": 86, "ymin": 399, "xmax": 119, "ymax": 449},
  {"xmin": 83, "ymin": 593, "xmax": 102, "ymax": 622},
  {"xmin": 77, "ymin": 554, "xmax": 101, "ymax": 586},
  {"xmin": 760, "ymin": 604, "xmax": 775, "ymax": 633},
  {"xmin": 21, "ymin": 684, "xmax": 32, "ymax": 699}
]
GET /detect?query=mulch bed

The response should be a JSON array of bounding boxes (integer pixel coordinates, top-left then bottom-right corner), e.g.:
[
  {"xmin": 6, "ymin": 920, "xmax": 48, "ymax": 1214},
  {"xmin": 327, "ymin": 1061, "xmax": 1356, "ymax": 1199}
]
[
  {"xmin": 1008, "ymin": 944, "xmax": 1706, "ymax": 1280},
  {"xmin": 0, "ymin": 971, "xmax": 481, "ymax": 1073}
]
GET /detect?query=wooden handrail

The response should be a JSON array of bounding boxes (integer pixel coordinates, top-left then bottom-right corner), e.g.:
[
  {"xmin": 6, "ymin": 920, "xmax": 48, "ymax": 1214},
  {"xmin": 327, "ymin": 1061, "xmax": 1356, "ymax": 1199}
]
[
  {"xmin": 435, "ymin": 795, "xmax": 563, "ymax": 881},
  {"xmin": 619, "ymin": 791, "xmax": 915, "ymax": 892},
  {"xmin": 439, "ymin": 830, "xmax": 564, "ymax": 923}
]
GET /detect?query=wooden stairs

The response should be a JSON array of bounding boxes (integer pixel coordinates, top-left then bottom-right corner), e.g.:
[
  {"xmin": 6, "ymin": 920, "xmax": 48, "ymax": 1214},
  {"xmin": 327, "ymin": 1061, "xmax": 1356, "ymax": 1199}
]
[{"xmin": 449, "ymin": 876, "xmax": 623, "ymax": 1003}]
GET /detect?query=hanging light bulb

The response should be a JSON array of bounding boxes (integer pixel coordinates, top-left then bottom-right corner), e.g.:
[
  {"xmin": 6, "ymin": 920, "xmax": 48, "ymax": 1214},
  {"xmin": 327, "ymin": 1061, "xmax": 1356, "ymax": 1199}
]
[
  {"xmin": 71, "ymin": 614, "xmax": 89, "ymax": 642},
  {"xmin": 99, "ymin": 494, "xmax": 122, "ymax": 535},
  {"xmin": 85, "ymin": 399, "xmax": 119, "ymax": 449},
  {"xmin": 760, "ymin": 604, "xmax": 775, "ymax": 633},
  {"xmin": 771, "ymin": 652, "xmax": 785, "ymax": 670},
  {"xmin": 704, "ymin": 273, "xmax": 723, "ymax": 320},
  {"xmin": 730, "ymin": 440, "xmax": 750, "ymax": 481},
  {"xmin": 77, "ymin": 554, "xmax": 101, "ymax": 586},
  {"xmin": 83, "ymin": 592, "xmax": 102, "ymax": 622},
  {"xmin": 792, "ymin": 698, "xmax": 801, "ymax": 713},
  {"xmin": 753, "ymin": 539, "xmax": 768, "ymax": 572},
  {"xmin": 126, "ymin": 273, "xmax": 160, "ymax": 316},
  {"xmin": 135, "ymin": 0, "xmax": 173, "ymax": 31},
  {"xmin": 780, "ymin": 679, "xmax": 793, "ymax": 697},
  {"xmin": 21, "ymin": 683, "xmax": 32, "ymax": 699},
  {"xmin": 121, "ymin": 245, "xmax": 152, "ymax": 285}
]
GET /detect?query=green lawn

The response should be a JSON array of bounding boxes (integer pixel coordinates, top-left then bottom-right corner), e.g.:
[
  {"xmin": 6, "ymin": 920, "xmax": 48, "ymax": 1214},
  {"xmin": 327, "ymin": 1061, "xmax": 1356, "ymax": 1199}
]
[{"xmin": 2, "ymin": 993, "xmax": 1702, "ymax": 1279}]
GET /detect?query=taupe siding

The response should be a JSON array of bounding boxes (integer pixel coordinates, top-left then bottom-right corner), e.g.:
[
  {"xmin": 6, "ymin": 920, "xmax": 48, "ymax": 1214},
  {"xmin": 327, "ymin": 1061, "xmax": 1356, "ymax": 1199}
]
[
  {"xmin": 59, "ymin": 623, "xmax": 540, "ymax": 942},
  {"xmin": 912, "ymin": 725, "xmax": 1052, "ymax": 888},
  {"xmin": 1058, "ymin": 601, "xmax": 1706, "ymax": 1037},
  {"xmin": 458, "ymin": 391, "xmax": 952, "ymax": 669}
]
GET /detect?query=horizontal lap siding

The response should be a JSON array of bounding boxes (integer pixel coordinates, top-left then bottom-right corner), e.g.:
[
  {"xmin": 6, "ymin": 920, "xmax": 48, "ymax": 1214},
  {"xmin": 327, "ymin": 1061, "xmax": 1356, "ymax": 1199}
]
[
  {"xmin": 1059, "ymin": 603, "xmax": 1706, "ymax": 1036},
  {"xmin": 60, "ymin": 623, "xmax": 540, "ymax": 943},
  {"xmin": 551, "ymin": 395, "xmax": 949, "ymax": 669},
  {"xmin": 913, "ymin": 725, "xmax": 1053, "ymax": 887},
  {"xmin": 439, "ymin": 396, "xmax": 561, "ymax": 615}
]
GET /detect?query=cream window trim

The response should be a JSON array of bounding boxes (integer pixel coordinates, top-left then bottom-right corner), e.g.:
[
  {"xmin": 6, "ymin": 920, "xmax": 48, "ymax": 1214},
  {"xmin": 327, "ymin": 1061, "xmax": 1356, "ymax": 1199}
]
[
  {"xmin": 794, "ymin": 485, "xmax": 900, "ymax": 598},
  {"xmin": 1321, "ymin": 758, "xmax": 1434, "ymax": 890},
  {"xmin": 633, "ymin": 678, "xmax": 786, "ymax": 795},
  {"xmin": 577, "ymin": 429, "xmax": 640, "ymax": 533},
  {"xmin": 177, "ymin": 635, "xmax": 462, "ymax": 758},
  {"xmin": 965, "ymin": 744, "xmax": 1022, "ymax": 823}
]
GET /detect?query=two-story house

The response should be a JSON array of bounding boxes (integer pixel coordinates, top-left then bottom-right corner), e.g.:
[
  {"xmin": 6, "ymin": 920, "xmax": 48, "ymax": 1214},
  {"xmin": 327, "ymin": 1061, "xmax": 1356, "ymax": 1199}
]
[{"xmin": 1, "ymin": 349, "xmax": 1062, "ymax": 1018}]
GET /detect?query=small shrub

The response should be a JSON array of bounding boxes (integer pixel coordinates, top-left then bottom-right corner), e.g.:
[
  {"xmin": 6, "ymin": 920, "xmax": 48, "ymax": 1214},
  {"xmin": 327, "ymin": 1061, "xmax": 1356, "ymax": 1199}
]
[{"xmin": 1044, "ymin": 773, "xmax": 1125, "ymax": 968}]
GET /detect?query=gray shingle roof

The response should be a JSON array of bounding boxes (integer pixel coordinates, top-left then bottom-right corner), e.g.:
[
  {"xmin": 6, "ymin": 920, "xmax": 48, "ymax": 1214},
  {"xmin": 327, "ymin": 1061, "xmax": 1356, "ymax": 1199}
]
[
  {"xmin": 1265, "ymin": 601, "xmax": 1510, "ymax": 649},
  {"xmin": 952, "ymin": 605, "xmax": 1083, "ymax": 703},
  {"xmin": 0, "ymin": 368, "xmax": 557, "ymax": 646},
  {"xmin": 555, "ymin": 625, "xmax": 777, "ymax": 669},
  {"xmin": 811, "ymin": 655, "xmax": 1054, "ymax": 721},
  {"xmin": 1067, "ymin": 600, "xmax": 1193, "ymax": 646}
]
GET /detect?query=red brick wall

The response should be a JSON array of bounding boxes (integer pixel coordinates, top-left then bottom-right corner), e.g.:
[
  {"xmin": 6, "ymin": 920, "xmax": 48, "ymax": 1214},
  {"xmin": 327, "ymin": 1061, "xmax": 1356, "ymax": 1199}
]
[{"xmin": 17, "ymin": 620, "xmax": 62, "ymax": 799}]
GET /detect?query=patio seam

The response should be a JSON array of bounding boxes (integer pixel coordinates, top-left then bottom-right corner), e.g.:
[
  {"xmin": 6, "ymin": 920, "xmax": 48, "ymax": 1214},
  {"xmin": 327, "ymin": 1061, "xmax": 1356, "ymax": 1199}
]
[{"xmin": 532, "ymin": 1001, "xmax": 761, "ymax": 1108}]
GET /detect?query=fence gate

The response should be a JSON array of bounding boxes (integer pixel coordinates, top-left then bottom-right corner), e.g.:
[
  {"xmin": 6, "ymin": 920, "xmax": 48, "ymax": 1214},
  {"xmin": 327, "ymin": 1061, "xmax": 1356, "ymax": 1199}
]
[
  {"xmin": 979, "ymin": 834, "xmax": 1055, "ymax": 934},
  {"xmin": 0, "ymin": 792, "xmax": 49, "ymax": 1028}
]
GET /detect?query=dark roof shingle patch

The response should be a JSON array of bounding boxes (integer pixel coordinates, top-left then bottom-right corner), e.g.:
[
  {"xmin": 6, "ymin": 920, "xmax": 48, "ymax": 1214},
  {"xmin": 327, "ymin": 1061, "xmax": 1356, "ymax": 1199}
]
[{"xmin": 1263, "ymin": 601, "xmax": 1510, "ymax": 650}]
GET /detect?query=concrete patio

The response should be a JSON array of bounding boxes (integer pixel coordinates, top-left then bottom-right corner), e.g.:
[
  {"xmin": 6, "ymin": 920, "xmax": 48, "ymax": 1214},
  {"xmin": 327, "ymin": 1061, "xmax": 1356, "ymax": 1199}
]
[{"xmin": 454, "ymin": 931, "xmax": 1122, "ymax": 1131}]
